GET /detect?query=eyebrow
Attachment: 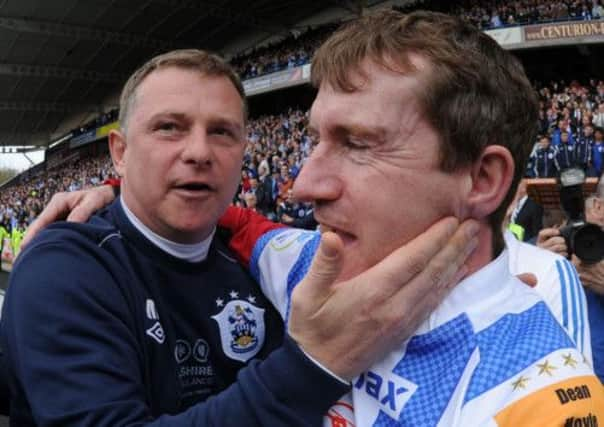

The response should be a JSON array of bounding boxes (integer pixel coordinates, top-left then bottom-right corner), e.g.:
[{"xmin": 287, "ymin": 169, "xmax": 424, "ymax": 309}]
[
  {"xmin": 309, "ymin": 122, "xmax": 387, "ymax": 142},
  {"xmin": 148, "ymin": 111, "xmax": 190, "ymax": 124},
  {"xmin": 148, "ymin": 112, "xmax": 243, "ymax": 130}
]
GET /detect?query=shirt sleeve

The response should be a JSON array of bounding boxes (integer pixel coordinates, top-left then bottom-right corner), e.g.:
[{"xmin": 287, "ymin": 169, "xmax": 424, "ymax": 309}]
[
  {"xmin": 1, "ymin": 236, "xmax": 348, "ymax": 427},
  {"xmin": 249, "ymin": 228, "xmax": 320, "ymax": 321},
  {"xmin": 218, "ymin": 206, "xmax": 286, "ymax": 266},
  {"xmin": 549, "ymin": 258, "xmax": 593, "ymax": 366}
]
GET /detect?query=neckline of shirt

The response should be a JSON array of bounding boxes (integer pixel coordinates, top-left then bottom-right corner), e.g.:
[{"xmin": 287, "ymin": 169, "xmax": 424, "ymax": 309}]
[{"xmin": 120, "ymin": 196, "xmax": 214, "ymax": 263}]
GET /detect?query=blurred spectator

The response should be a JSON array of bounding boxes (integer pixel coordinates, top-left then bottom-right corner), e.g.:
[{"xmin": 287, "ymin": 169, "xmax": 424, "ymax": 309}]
[
  {"xmin": 591, "ymin": 127, "xmax": 604, "ymax": 177},
  {"xmin": 555, "ymin": 130, "xmax": 576, "ymax": 170},
  {"xmin": 594, "ymin": 1, "xmax": 604, "ymax": 18},
  {"xmin": 529, "ymin": 135, "xmax": 559, "ymax": 177},
  {"xmin": 255, "ymin": 170, "xmax": 279, "ymax": 220},
  {"xmin": 593, "ymin": 103, "xmax": 604, "ymax": 128},
  {"xmin": 276, "ymin": 189, "xmax": 316, "ymax": 230},
  {"xmin": 507, "ymin": 179, "xmax": 544, "ymax": 242},
  {"xmin": 576, "ymin": 124, "xmax": 594, "ymax": 170},
  {"xmin": 277, "ymin": 165, "xmax": 294, "ymax": 203}
]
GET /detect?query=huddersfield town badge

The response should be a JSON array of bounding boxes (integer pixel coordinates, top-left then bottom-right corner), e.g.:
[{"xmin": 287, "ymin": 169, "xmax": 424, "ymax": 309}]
[{"xmin": 212, "ymin": 296, "xmax": 265, "ymax": 362}]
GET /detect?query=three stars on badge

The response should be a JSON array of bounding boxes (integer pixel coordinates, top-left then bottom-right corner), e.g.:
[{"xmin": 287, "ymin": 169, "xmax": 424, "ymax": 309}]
[{"xmin": 216, "ymin": 291, "xmax": 257, "ymax": 307}]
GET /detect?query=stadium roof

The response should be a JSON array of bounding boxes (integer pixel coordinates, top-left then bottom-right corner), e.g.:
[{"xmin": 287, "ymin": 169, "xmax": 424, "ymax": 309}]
[{"xmin": 0, "ymin": 0, "xmax": 393, "ymax": 149}]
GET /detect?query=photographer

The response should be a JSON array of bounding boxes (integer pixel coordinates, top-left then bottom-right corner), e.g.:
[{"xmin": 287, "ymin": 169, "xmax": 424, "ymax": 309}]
[{"xmin": 537, "ymin": 174, "xmax": 604, "ymax": 381}]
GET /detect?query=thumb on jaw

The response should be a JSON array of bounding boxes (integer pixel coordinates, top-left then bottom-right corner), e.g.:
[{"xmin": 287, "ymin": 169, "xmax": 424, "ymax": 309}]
[{"xmin": 294, "ymin": 231, "xmax": 345, "ymax": 304}]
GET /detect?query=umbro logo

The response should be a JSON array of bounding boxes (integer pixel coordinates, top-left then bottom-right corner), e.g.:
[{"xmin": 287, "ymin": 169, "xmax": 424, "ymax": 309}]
[
  {"xmin": 145, "ymin": 299, "xmax": 165, "ymax": 344},
  {"xmin": 147, "ymin": 322, "xmax": 165, "ymax": 344}
]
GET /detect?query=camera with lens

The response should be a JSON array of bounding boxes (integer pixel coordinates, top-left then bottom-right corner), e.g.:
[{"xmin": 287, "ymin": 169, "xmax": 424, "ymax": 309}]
[{"xmin": 558, "ymin": 168, "xmax": 604, "ymax": 264}]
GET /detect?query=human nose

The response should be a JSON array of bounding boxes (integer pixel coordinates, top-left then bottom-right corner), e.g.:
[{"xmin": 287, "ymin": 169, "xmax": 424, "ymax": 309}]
[
  {"xmin": 181, "ymin": 126, "xmax": 212, "ymax": 166},
  {"xmin": 293, "ymin": 147, "xmax": 342, "ymax": 203}
]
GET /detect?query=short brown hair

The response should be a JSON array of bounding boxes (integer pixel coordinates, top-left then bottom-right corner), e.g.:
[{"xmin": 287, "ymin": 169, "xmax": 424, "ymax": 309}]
[
  {"xmin": 312, "ymin": 10, "xmax": 538, "ymax": 253},
  {"xmin": 119, "ymin": 49, "xmax": 247, "ymax": 130}
]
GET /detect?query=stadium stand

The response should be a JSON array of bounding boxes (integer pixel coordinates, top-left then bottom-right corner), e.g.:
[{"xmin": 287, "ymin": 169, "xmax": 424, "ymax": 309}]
[
  {"xmin": 229, "ymin": 1, "xmax": 604, "ymax": 80},
  {"xmin": 231, "ymin": 23, "xmax": 339, "ymax": 80},
  {"xmin": 451, "ymin": 0, "xmax": 604, "ymax": 29}
]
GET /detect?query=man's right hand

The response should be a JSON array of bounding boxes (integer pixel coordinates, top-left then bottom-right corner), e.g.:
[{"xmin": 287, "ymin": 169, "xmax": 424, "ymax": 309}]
[
  {"xmin": 22, "ymin": 185, "xmax": 116, "ymax": 247},
  {"xmin": 288, "ymin": 217, "xmax": 479, "ymax": 381},
  {"xmin": 536, "ymin": 227, "xmax": 568, "ymax": 259}
]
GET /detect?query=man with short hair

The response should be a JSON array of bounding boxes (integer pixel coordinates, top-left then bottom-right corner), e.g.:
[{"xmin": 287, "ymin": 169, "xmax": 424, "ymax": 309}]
[
  {"xmin": 576, "ymin": 123, "xmax": 594, "ymax": 172},
  {"xmin": 590, "ymin": 127, "xmax": 604, "ymax": 177},
  {"xmin": 530, "ymin": 135, "xmax": 559, "ymax": 177},
  {"xmin": 2, "ymin": 49, "xmax": 478, "ymax": 426},
  {"xmin": 556, "ymin": 130, "xmax": 576, "ymax": 171},
  {"xmin": 227, "ymin": 10, "xmax": 604, "ymax": 425}
]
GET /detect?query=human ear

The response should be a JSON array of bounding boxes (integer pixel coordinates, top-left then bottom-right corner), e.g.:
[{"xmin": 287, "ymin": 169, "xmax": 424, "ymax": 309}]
[
  {"xmin": 465, "ymin": 145, "xmax": 514, "ymax": 219},
  {"xmin": 108, "ymin": 129, "xmax": 127, "ymax": 178}
]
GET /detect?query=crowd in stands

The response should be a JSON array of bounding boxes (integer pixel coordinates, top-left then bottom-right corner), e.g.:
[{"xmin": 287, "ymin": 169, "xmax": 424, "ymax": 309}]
[
  {"xmin": 452, "ymin": 0, "xmax": 604, "ymax": 29},
  {"xmin": 229, "ymin": 0, "xmax": 604, "ymax": 82},
  {"xmin": 235, "ymin": 108, "xmax": 317, "ymax": 228},
  {"xmin": 0, "ymin": 156, "xmax": 115, "ymax": 235},
  {"xmin": 230, "ymin": 23, "xmax": 339, "ymax": 80},
  {"xmin": 528, "ymin": 79, "xmax": 604, "ymax": 178}
]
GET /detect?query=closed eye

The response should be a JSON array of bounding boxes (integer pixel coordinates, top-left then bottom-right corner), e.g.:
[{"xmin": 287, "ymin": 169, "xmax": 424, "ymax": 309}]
[{"xmin": 344, "ymin": 136, "xmax": 370, "ymax": 150}]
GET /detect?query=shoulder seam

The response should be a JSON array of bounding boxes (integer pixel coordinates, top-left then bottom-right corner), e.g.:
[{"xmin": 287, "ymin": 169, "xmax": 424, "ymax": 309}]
[{"xmin": 98, "ymin": 232, "xmax": 122, "ymax": 248}]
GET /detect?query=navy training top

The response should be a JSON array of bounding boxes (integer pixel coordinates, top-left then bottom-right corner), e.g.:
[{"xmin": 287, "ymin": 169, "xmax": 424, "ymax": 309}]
[{"xmin": 1, "ymin": 199, "xmax": 348, "ymax": 426}]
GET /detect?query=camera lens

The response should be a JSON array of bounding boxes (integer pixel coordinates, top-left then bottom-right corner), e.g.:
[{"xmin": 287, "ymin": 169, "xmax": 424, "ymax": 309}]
[{"xmin": 573, "ymin": 223, "xmax": 604, "ymax": 264}]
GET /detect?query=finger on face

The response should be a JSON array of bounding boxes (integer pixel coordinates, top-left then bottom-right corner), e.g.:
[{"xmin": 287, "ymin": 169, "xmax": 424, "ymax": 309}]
[
  {"xmin": 293, "ymin": 231, "xmax": 344, "ymax": 305},
  {"xmin": 362, "ymin": 217, "xmax": 478, "ymax": 305},
  {"xmin": 383, "ymin": 221, "xmax": 478, "ymax": 315}
]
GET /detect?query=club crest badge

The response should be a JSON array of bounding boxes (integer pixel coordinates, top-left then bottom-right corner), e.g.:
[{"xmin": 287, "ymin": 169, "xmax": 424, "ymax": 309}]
[{"xmin": 212, "ymin": 293, "xmax": 265, "ymax": 362}]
